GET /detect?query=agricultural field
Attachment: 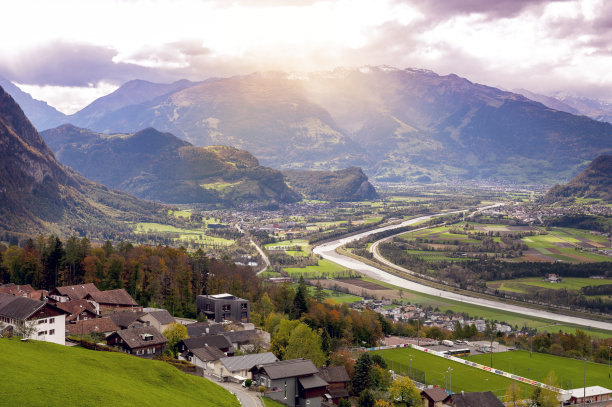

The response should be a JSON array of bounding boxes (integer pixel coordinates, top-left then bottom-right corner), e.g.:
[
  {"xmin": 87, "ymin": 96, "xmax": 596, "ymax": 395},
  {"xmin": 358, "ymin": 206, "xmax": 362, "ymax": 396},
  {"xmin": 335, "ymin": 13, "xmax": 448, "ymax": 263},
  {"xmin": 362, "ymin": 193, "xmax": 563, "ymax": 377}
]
[
  {"xmin": 283, "ymin": 259, "xmax": 355, "ymax": 279},
  {"xmin": 0, "ymin": 338, "xmax": 240, "ymax": 407},
  {"xmin": 134, "ymin": 222, "xmax": 234, "ymax": 248},
  {"xmin": 467, "ymin": 350, "xmax": 612, "ymax": 390},
  {"xmin": 519, "ymin": 227, "xmax": 612, "ymax": 263},
  {"xmin": 265, "ymin": 239, "xmax": 311, "ymax": 257},
  {"xmin": 371, "ymin": 347, "xmax": 532, "ymax": 395}
]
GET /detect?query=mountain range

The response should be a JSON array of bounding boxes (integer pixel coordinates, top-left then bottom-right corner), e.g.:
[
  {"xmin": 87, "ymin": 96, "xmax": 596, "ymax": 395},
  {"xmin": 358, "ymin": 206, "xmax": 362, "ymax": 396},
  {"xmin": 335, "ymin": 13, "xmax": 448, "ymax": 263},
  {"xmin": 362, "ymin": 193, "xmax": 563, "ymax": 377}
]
[
  {"xmin": 542, "ymin": 155, "xmax": 612, "ymax": 204},
  {"xmin": 5, "ymin": 66, "xmax": 612, "ymax": 184},
  {"xmin": 0, "ymin": 85, "xmax": 169, "ymax": 238}
]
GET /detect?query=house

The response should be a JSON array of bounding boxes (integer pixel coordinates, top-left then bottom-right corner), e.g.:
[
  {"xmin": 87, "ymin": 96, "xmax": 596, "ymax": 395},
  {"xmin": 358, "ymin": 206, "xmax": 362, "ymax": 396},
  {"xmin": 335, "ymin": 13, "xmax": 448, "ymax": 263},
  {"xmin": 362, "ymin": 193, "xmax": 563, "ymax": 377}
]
[
  {"xmin": 544, "ymin": 273, "xmax": 563, "ymax": 283},
  {"xmin": 196, "ymin": 293, "xmax": 250, "ymax": 323},
  {"xmin": 211, "ymin": 352, "xmax": 279, "ymax": 382},
  {"xmin": 0, "ymin": 292, "xmax": 68, "ymax": 345},
  {"xmin": 317, "ymin": 366, "xmax": 350, "ymax": 405},
  {"xmin": 140, "ymin": 310, "xmax": 176, "ymax": 334},
  {"xmin": 66, "ymin": 317, "xmax": 119, "ymax": 337},
  {"xmin": 185, "ymin": 345, "xmax": 227, "ymax": 371},
  {"xmin": 251, "ymin": 358, "xmax": 328, "ymax": 407},
  {"xmin": 0, "ymin": 283, "xmax": 47, "ymax": 300},
  {"xmin": 448, "ymin": 391, "xmax": 504, "ymax": 407},
  {"xmin": 186, "ymin": 322, "xmax": 226, "ymax": 337},
  {"xmin": 84, "ymin": 289, "xmax": 141, "ymax": 314},
  {"xmin": 48, "ymin": 283, "xmax": 99, "ymax": 302},
  {"xmin": 222, "ymin": 329, "xmax": 262, "ymax": 352},
  {"xmin": 421, "ymin": 387, "xmax": 451, "ymax": 407},
  {"xmin": 178, "ymin": 334, "xmax": 235, "ymax": 357},
  {"xmin": 109, "ymin": 311, "xmax": 148, "ymax": 330},
  {"xmin": 56, "ymin": 299, "xmax": 97, "ymax": 323},
  {"xmin": 106, "ymin": 326, "xmax": 168, "ymax": 358},
  {"xmin": 565, "ymin": 386, "xmax": 612, "ymax": 404}
]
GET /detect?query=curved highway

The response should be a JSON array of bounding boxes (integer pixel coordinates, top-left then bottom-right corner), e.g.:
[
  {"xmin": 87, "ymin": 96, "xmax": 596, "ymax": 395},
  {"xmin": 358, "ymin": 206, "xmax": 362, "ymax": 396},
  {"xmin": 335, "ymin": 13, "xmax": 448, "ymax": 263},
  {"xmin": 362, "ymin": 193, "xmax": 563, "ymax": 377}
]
[{"xmin": 313, "ymin": 210, "xmax": 612, "ymax": 332}]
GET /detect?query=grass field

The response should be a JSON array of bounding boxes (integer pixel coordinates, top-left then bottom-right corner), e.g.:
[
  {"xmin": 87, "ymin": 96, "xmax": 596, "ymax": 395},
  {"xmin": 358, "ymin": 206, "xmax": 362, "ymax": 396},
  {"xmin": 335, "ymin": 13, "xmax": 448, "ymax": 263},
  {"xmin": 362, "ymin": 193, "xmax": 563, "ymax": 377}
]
[
  {"xmin": 361, "ymin": 277, "xmax": 612, "ymax": 338},
  {"xmin": 0, "ymin": 338, "xmax": 240, "ymax": 407},
  {"xmin": 372, "ymin": 348, "xmax": 532, "ymax": 394},
  {"xmin": 134, "ymin": 222, "xmax": 234, "ymax": 246},
  {"xmin": 467, "ymin": 350, "xmax": 612, "ymax": 390},
  {"xmin": 262, "ymin": 397, "xmax": 287, "ymax": 407},
  {"xmin": 284, "ymin": 259, "xmax": 352, "ymax": 278},
  {"xmin": 487, "ymin": 277, "xmax": 612, "ymax": 295}
]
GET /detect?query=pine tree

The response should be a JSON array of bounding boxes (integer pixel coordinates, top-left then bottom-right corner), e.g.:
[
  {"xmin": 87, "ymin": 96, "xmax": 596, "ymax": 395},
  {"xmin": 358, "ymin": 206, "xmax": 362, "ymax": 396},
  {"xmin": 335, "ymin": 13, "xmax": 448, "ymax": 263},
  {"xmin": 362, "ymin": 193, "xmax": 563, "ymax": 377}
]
[
  {"xmin": 291, "ymin": 275, "xmax": 309, "ymax": 319},
  {"xmin": 352, "ymin": 353, "xmax": 373, "ymax": 395}
]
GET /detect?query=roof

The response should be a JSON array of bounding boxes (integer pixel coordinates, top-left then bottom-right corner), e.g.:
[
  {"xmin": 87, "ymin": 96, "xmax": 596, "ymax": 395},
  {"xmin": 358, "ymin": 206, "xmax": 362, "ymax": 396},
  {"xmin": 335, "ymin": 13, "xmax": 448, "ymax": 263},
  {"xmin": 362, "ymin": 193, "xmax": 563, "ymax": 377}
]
[
  {"xmin": 327, "ymin": 388, "xmax": 350, "ymax": 399},
  {"xmin": 190, "ymin": 346, "xmax": 226, "ymax": 362},
  {"xmin": 0, "ymin": 292, "xmax": 44, "ymax": 320},
  {"xmin": 52, "ymin": 283, "xmax": 99, "ymax": 300},
  {"xmin": 0, "ymin": 284, "xmax": 35, "ymax": 296},
  {"xmin": 181, "ymin": 335, "xmax": 234, "ymax": 352},
  {"xmin": 186, "ymin": 322, "xmax": 225, "ymax": 337},
  {"xmin": 223, "ymin": 330, "xmax": 259, "ymax": 344},
  {"xmin": 220, "ymin": 352, "xmax": 279, "ymax": 372},
  {"xmin": 112, "ymin": 327, "xmax": 168, "ymax": 349},
  {"xmin": 86, "ymin": 289, "xmax": 138, "ymax": 306},
  {"xmin": 299, "ymin": 375, "xmax": 328, "ymax": 390},
  {"xmin": 317, "ymin": 366, "xmax": 350, "ymax": 384},
  {"xmin": 422, "ymin": 387, "xmax": 450, "ymax": 402},
  {"xmin": 257, "ymin": 359, "xmax": 320, "ymax": 380},
  {"xmin": 568, "ymin": 386, "xmax": 612, "ymax": 399},
  {"xmin": 56, "ymin": 299, "xmax": 96, "ymax": 316},
  {"xmin": 146, "ymin": 310, "xmax": 175, "ymax": 325},
  {"xmin": 451, "ymin": 391, "xmax": 504, "ymax": 407},
  {"xmin": 66, "ymin": 317, "xmax": 119, "ymax": 335},
  {"xmin": 109, "ymin": 311, "xmax": 146, "ymax": 328}
]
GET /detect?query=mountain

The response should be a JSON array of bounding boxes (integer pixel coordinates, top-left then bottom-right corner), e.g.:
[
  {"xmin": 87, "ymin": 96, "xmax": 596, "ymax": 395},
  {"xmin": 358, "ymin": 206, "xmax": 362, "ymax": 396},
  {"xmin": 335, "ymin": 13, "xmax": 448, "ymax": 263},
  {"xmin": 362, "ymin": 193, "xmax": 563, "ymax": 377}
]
[
  {"xmin": 0, "ymin": 85, "xmax": 168, "ymax": 239},
  {"xmin": 515, "ymin": 89, "xmax": 612, "ymax": 124},
  {"xmin": 542, "ymin": 155, "xmax": 612, "ymax": 204},
  {"xmin": 41, "ymin": 124, "xmax": 300, "ymax": 205},
  {"xmin": 0, "ymin": 76, "xmax": 66, "ymax": 130},
  {"xmin": 514, "ymin": 88, "xmax": 581, "ymax": 116},
  {"xmin": 67, "ymin": 79, "xmax": 199, "ymax": 131},
  {"xmin": 284, "ymin": 167, "xmax": 377, "ymax": 201},
  {"xmin": 65, "ymin": 67, "xmax": 612, "ymax": 183}
]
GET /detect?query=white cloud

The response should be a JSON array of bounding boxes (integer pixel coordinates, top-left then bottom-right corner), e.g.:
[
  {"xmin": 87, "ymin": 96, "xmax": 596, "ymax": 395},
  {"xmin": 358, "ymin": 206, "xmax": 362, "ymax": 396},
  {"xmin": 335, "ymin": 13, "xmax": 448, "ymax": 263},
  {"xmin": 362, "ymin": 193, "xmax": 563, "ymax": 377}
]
[{"xmin": 15, "ymin": 81, "xmax": 119, "ymax": 114}]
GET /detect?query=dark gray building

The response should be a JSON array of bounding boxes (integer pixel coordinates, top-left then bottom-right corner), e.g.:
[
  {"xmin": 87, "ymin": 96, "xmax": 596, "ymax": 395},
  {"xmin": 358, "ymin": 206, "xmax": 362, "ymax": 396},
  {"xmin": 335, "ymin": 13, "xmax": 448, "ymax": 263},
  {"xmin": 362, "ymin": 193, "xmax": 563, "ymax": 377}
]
[{"xmin": 196, "ymin": 293, "xmax": 250, "ymax": 323}]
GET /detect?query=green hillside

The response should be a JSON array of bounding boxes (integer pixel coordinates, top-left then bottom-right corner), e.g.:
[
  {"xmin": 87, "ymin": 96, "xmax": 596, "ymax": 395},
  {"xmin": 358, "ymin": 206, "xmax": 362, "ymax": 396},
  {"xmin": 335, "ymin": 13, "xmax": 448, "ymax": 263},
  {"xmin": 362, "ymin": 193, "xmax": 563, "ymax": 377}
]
[
  {"xmin": 0, "ymin": 338, "xmax": 240, "ymax": 407},
  {"xmin": 283, "ymin": 166, "xmax": 377, "ymax": 201}
]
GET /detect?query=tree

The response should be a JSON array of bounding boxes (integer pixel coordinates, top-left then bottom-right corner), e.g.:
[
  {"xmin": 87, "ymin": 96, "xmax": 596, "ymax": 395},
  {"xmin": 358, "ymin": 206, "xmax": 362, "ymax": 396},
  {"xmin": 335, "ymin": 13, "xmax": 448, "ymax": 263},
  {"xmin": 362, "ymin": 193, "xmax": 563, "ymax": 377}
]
[
  {"xmin": 15, "ymin": 320, "xmax": 37, "ymax": 340},
  {"xmin": 163, "ymin": 323, "xmax": 188, "ymax": 357},
  {"xmin": 374, "ymin": 400, "xmax": 392, "ymax": 407},
  {"xmin": 388, "ymin": 376, "xmax": 421, "ymax": 407},
  {"xmin": 505, "ymin": 382, "xmax": 527, "ymax": 407},
  {"xmin": 338, "ymin": 399, "xmax": 351, "ymax": 407},
  {"xmin": 284, "ymin": 323, "xmax": 326, "ymax": 367},
  {"xmin": 352, "ymin": 353, "xmax": 373, "ymax": 395},
  {"xmin": 537, "ymin": 371, "xmax": 561, "ymax": 407},
  {"xmin": 358, "ymin": 389, "xmax": 375, "ymax": 407},
  {"xmin": 291, "ymin": 276, "xmax": 309, "ymax": 319},
  {"xmin": 270, "ymin": 318, "xmax": 301, "ymax": 360}
]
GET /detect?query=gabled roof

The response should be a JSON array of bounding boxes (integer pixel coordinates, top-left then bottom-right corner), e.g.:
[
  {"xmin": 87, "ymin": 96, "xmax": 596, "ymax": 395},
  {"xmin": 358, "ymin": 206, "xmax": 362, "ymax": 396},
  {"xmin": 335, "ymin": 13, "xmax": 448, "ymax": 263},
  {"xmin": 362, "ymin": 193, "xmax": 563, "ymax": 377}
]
[
  {"xmin": 51, "ymin": 283, "xmax": 99, "ymax": 300},
  {"xmin": 317, "ymin": 366, "xmax": 350, "ymax": 384},
  {"xmin": 0, "ymin": 292, "xmax": 52, "ymax": 320},
  {"xmin": 299, "ymin": 375, "xmax": 328, "ymax": 390},
  {"xmin": 220, "ymin": 352, "xmax": 278, "ymax": 372},
  {"xmin": 66, "ymin": 317, "xmax": 119, "ymax": 335},
  {"xmin": 256, "ymin": 359, "xmax": 319, "ymax": 380},
  {"xmin": 181, "ymin": 334, "xmax": 234, "ymax": 352},
  {"xmin": 146, "ymin": 310, "xmax": 176, "ymax": 325},
  {"xmin": 86, "ymin": 289, "xmax": 138, "ymax": 306},
  {"xmin": 451, "ymin": 391, "xmax": 504, "ymax": 407},
  {"xmin": 56, "ymin": 299, "xmax": 96, "ymax": 317},
  {"xmin": 190, "ymin": 346, "xmax": 226, "ymax": 362},
  {"xmin": 223, "ymin": 330, "xmax": 259, "ymax": 344},
  {"xmin": 109, "ymin": 311, "xmax": 146, "ymax": 328},
  {"xmin": 186, "ymin": 322, "xmax": 225, "ymax": 337},
  {"xmin": 327, "ymin": 388, "xmax": 349, "ymax": 399},
  {"xmin": 111, "ymin": 327, "xmax": 168, "ymax": 349},
  {"xmin": 422, "ymin": 387, "xmax": 450, "ymax": 402}
]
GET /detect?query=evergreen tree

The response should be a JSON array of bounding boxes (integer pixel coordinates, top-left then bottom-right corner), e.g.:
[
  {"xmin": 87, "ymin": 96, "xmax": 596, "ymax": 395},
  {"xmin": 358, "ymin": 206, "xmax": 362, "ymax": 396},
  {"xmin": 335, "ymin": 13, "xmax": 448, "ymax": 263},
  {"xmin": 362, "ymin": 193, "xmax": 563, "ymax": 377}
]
[
  {"xmin": 291, "ymin": 275, "xmax": 309, "ymax": 319},
  {"xmin": 352, "ymin": 353, "xmax": 373, "ymax": 395},
  {"xmin": 358, "ymin": 389, "xmax": 375, "ymax": 407}
]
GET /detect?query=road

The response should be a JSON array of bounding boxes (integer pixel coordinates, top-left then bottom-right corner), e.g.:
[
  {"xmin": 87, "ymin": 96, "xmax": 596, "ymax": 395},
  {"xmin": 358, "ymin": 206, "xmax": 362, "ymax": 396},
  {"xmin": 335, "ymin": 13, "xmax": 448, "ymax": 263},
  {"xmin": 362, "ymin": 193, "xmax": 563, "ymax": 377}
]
[
  {"xmin": 235, "ymin": 223, "xmax": 271, "ymax": 275},
  {"xmin": 313, "ymin": 210, "xmax": 612, "ymax": 332},
  {"xmin": 215, "ymin": 380, "xmax": 263, "ymax": 407}
]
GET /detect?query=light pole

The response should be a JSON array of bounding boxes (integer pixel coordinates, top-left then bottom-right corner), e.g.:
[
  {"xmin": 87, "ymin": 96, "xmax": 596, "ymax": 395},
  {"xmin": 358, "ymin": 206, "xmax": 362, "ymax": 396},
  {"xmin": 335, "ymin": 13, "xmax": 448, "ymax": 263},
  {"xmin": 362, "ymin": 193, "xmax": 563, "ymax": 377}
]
[
  {"xmin": 583, "ymin": 358, "xmax": 586, "ymax": 407},
  {"xmin": 608, "ymin": 346, "xmax": 610, "ymax": 379},
  {"xmin": 447, "ymin": 367, "xmax": 453, "ymax": 394},
  {"xmin": 509, "ymin": 358, "xmax": 511, "ymax": 374},
  {"xmin": 409, "ymin": 356, "xmax": 413, "ymax": 378}
]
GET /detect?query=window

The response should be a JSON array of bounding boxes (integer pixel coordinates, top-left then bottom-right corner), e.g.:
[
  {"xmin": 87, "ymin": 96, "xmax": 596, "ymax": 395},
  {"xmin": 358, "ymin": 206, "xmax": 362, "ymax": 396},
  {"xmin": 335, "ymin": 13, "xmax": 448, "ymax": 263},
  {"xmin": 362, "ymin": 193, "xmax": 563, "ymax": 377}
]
[
  {"xmin": 38, "ymin": 319, "xmax": 47, "ymax": 324},
  {"xmin": 241, "ymin": 303, "xmax": 247, "ymax": 310},
  {"xmin": 38, "ymin": 331, "xmax": 47, "ymax": 336},
  {"xmin": 49, "ymin": 329, "xmax": 55, "ymax": 335},
  {"xmin": 49, "ymin": 318, "xmax": 55, "ymax": 324},
  {"xmin": 222, "ymin": 304, "xmax": 231, "ymax": 312}
]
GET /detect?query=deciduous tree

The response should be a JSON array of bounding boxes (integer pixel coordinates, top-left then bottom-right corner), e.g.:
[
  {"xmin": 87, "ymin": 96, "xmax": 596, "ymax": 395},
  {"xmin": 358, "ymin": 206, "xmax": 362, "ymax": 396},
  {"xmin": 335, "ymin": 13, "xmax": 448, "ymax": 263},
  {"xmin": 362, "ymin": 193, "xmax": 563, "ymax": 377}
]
[
  {"xmin": 388, "ymin": 376, "xmax": 420, "ymax": 406},
  {"xmin": 163, "ymin": 322, "xmax": 188, "ymax": 357}
]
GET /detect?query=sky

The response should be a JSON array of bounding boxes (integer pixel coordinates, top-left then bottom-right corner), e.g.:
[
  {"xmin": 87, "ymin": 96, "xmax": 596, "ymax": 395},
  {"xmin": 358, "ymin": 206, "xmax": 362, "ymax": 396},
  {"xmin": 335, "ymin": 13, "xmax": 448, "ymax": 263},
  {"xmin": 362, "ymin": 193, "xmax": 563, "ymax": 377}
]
[{"xmin": 1, "ymin": 0, "xmax": 611, "ymax": 114}]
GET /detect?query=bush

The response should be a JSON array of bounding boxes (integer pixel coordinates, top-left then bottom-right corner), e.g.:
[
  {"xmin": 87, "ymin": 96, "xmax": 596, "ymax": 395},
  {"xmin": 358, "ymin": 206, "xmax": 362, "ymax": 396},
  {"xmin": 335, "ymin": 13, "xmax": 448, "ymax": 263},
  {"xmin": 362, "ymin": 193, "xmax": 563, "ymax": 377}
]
[{"xmin": 244, "ymin": 379, "xmax": 252, "ymax": 388}]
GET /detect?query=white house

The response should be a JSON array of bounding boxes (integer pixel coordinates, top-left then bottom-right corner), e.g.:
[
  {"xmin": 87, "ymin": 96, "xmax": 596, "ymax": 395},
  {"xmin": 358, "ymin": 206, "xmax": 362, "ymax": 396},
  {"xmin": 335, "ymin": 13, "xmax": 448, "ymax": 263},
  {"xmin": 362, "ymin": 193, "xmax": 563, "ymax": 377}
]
[{"xmin": 0, "ymin": 292, "xmax": 68, "ymax": 345}]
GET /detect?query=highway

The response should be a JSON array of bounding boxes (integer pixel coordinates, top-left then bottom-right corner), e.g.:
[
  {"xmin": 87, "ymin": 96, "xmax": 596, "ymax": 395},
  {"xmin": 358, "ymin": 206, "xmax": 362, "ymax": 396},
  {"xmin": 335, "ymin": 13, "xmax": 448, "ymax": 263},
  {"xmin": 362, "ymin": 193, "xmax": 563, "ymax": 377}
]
[{"xmin": 312, "ymin": 211, "xmax": 612, "ymax": 332}]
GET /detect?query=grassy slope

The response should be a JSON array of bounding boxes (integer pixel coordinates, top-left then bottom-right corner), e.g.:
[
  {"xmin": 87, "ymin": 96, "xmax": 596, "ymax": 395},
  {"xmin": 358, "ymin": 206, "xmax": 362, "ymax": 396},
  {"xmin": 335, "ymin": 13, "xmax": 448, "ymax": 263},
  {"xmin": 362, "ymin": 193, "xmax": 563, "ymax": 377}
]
[
  {"xmin": 372, "ymin": 348, "xmax": 531, "ymax": 394},
  {"xmin": 0, "ymin": 338, "xmax": 240, "ymax": 407},
  {"xmin": 467, "ymin": 350, "xmax": 612, "ymax": 390}
]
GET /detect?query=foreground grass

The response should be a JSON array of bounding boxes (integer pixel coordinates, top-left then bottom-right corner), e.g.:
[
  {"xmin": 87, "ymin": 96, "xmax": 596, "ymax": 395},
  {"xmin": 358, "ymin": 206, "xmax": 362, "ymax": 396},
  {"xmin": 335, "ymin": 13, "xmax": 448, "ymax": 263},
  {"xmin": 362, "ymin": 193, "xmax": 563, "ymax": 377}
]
[
  {"xmin": 0, "ymin": 338, "xmax": 240, "ymax": 407},
  {"xmin": 262, "ymin": 396, "xmax": 287, "ymax": 407},
  {"xmin": 467, "ymin": 350, "xmax": 612, "ymax": 390},
  {"xmin": 372, "ymin": 348, "xmax": 531, "ymax": 394}
]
